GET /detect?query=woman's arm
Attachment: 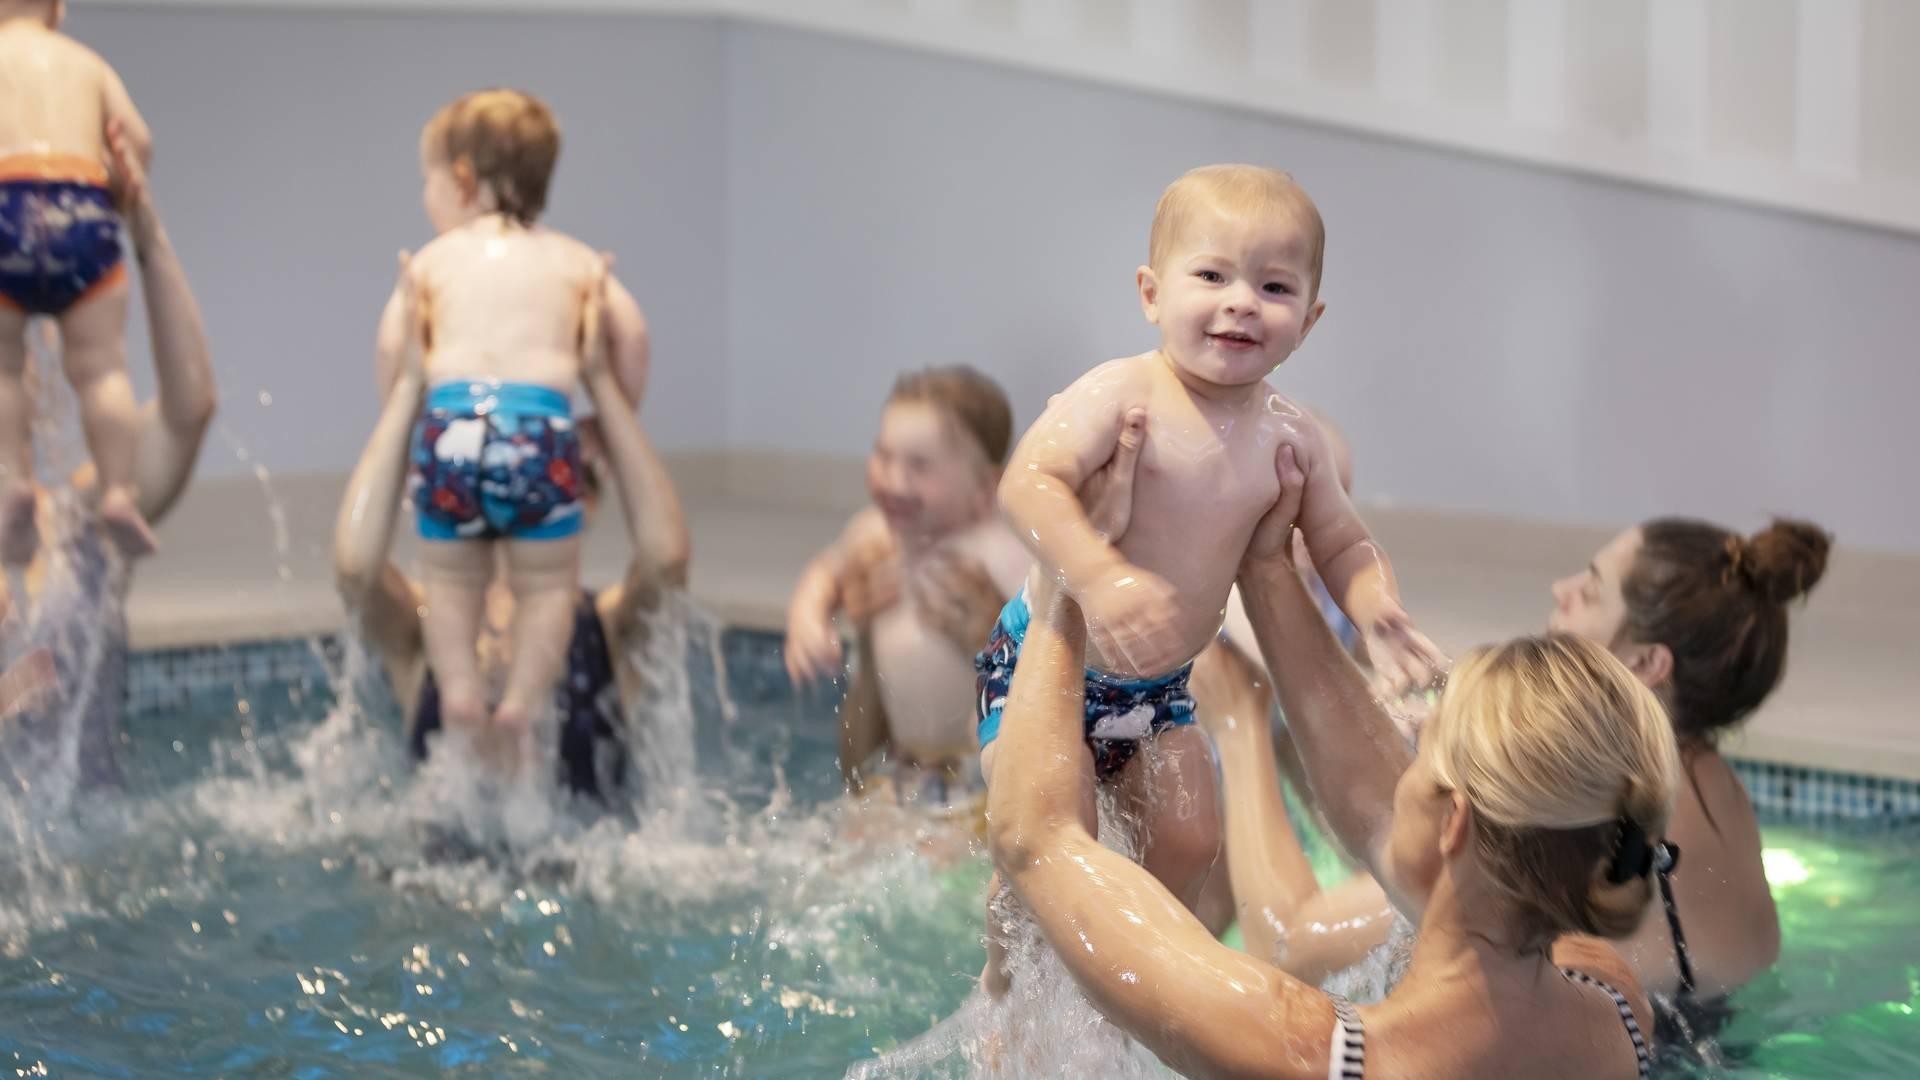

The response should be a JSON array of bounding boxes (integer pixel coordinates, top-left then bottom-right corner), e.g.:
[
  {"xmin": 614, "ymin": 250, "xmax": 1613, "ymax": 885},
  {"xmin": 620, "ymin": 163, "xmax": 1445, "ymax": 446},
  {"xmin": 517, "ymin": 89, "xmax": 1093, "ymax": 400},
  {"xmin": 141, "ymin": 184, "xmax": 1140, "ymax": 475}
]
[
  {"xmin": 104, "ymin": 121, "xmax": 214, "ymax": 526},
  {"xmin": 987, "ymin": 584, "xmax": 1334, "ymax": 1080},
  {"xmin": 1235, "ymin": 447, "xmax": 1415, "ymax": 904},
  {"xmin": 1192, "ymin": 640, "xmax": 1396, "ymax": 981},
  {"xmin": 579, "ymin": 264, "xmax": 691, "ymax": 634},
  {"xmin": 602, "ymin": 273, "xmax": 650, "ymax": 407},
  {"xmin": 333, "ymin": 256, "xmax": 427, "ymax": 663}
]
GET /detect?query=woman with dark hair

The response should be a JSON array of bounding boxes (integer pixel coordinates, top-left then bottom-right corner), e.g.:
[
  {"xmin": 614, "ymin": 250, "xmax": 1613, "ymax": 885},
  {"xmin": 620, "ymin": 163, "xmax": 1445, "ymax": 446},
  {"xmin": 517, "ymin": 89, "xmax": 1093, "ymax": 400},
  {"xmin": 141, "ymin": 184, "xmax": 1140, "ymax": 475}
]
[
  {"xmin": 1198, "ymin": 512, "xmax": 1831, "ymax": 1012},
  {"xmin": 1549, "ymin": 516, "xmax": 1830, "ymax": 1003}
]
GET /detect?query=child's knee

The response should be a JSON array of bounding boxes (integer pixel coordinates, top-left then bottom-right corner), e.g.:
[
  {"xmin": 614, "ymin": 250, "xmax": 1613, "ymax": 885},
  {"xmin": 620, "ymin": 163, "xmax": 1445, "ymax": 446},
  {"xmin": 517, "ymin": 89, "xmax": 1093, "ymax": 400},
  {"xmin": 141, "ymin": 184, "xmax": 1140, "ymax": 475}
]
[
  {"xmin": 490, "ymin": 702, "xmax": 522, "ymax": 730},
  {"xmin": 1153, "ymin": 795, "xmax": 1221, "ymax": 869},
  {"xmin": 443, "ymin": 691, "xmax": 486, "ymax": 732}
]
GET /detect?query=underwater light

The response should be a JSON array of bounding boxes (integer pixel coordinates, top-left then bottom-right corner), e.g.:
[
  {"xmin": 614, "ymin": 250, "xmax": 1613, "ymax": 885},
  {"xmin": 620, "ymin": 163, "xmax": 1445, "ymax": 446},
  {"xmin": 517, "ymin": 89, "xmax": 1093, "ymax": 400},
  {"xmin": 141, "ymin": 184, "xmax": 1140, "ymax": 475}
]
[{"xmin": 1762, "ymin": 847, "xmax": 1811, "ymax": 887}]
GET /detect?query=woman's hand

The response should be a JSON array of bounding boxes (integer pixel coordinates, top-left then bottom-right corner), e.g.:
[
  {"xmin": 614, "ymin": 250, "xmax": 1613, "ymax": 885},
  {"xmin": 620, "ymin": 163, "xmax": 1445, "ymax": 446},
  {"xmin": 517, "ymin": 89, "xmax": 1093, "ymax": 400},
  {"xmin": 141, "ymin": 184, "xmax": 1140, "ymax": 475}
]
[
  {"xmin": 392, "ymin": 251, "xmax": 428, "ymax": 385},
  {"xmin": 910, "ymin": 552, "xmax": 1003, "ymax": 653},
  {"xmin": 1241, "ymin": 443, "xmax": 1309, "ymax": 573},
  {"xmin": 1033, "ymin": 406, "xmax": 1148, "ymax": 629},
  {"xmin": 579, "ymin": 254, "xmax": 614, "ymax": 384},
  {"xmin": 105, "ymin": 117, "xmax": 155, "ymax": 247}
]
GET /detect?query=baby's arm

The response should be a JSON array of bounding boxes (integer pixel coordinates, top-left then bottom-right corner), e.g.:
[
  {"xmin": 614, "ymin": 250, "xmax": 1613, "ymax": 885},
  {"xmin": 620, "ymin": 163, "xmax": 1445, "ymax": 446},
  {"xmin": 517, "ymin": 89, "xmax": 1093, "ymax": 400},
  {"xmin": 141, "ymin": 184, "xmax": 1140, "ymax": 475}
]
[
  {"xmin": 1290, "ymin": 427, "xmax": 1446, "ymax": 695},
  {"xmin": 783, "ymin": 508, "xmax": 891, "ymax": 685},
  {"xmin": 999, "ymin": 364, "xmax": 1137, "ymax": 590},
  {"xmin": 1000, "ymin": 363, "xmax": 1183, "ymax": 675}
]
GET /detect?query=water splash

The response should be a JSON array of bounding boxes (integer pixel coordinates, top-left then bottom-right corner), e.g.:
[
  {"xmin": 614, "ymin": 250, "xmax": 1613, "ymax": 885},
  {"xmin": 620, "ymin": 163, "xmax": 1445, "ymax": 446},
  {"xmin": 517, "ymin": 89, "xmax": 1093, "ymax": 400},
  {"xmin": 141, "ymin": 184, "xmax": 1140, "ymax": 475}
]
[{"xmin": 850, "ymin": 788, "xmax": 1171, "ymax": 1078}]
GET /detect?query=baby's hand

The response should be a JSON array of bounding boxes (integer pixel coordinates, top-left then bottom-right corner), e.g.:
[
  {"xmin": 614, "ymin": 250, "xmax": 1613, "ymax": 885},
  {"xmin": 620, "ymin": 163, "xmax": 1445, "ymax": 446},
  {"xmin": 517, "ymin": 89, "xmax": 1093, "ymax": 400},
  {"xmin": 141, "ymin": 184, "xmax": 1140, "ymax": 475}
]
[
  {"xmin": 1079, "ymin": 561, "xmax": 1186, "ymax": 679},
  {"xmin": 783, "ymin": 611, "xmax": 844, "ymax": 688},
  {"xmin": 1362, "ymin": 608, "xmax": 1449, "ymax": 701}
]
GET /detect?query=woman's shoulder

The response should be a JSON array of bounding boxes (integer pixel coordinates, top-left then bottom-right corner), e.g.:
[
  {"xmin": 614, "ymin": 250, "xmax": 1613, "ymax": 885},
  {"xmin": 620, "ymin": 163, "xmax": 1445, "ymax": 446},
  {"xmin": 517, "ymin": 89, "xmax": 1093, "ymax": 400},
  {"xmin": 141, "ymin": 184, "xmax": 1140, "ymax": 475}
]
[
  {"xmin": 1684, "ymin": 749, "xmax": 1764, "ymax": 837},
  {"xmin": 1368, "ymin": 951, "xmax": 1650, "ymax": 1080},
  {"xmin": 1555, "ymin": 935, "xmax": 1656, "ymax": 1044}
]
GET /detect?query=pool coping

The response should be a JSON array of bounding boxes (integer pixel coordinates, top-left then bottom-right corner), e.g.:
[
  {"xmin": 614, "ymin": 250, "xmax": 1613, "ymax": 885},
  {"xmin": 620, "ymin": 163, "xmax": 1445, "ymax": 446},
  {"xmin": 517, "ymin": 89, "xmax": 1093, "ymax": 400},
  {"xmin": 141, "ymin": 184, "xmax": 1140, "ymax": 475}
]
[
  {"xmin": 122, "ymin": 630, "xmax": 1920, "ymax": 824},
  {"xmin": 86, "ymin": 462, "xmax": 1920, "ymax": 788}
]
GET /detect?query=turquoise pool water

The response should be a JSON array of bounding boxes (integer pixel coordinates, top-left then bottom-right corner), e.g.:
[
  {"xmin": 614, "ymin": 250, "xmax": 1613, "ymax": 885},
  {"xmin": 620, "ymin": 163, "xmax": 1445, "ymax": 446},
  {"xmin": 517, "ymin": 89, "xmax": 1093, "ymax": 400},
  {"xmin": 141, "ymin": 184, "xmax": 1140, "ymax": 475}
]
[{"xmin": 1, "ymin": 631, "xmax": 1915, "ymax": 1077}]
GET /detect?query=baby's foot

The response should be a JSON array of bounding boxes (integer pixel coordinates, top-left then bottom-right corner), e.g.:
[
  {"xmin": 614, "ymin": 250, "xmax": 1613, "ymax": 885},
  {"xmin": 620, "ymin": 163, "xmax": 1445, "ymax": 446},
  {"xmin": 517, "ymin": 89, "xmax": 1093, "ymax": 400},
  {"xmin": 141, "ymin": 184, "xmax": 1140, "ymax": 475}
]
[
  {"xmin": 98, "ymin": 486, "xmax": 159, "ymax": 559},
  {"xmin": 0, "ymin": 485, "xmax": 38, "ymax": 566}
]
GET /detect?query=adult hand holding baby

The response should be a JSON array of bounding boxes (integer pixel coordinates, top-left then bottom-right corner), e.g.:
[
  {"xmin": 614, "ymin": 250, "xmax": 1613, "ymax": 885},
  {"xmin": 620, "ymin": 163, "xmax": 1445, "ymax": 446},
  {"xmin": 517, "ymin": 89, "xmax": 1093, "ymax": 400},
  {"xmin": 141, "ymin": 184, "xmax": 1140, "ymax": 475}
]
[
  {"xmin": 578, "ymin": 254, "xmax": 614, "ymax": 385},
  {"xmin": 387, "ymin": 251, "xmax": 429, "ymax": 386},
  {"xmin": 1073, "ymin": 410, "xmax": 1187, "ymax": 678}
]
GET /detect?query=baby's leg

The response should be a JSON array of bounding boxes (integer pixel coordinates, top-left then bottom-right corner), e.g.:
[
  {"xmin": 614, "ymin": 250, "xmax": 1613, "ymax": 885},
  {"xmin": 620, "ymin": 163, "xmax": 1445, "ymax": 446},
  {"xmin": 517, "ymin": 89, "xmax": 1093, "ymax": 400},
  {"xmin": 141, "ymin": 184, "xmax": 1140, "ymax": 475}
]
[
  {"xmin": 58, "ymin": 279, "xmax": 152, "ymax": 557},
  {"xmin": 0, "ymin": 305, "xmax": 35, "ymax": 565},
  {"xmin": 1117, "ymin": 726, "xmax": 1223, "ymax": 914},
  {"xmin": 420, "ymin": 539, "xmax": 492, "ymax": 757},
  {"xmin": 497, "ymin": 534, "xmax": 582, "ymax": 775}
]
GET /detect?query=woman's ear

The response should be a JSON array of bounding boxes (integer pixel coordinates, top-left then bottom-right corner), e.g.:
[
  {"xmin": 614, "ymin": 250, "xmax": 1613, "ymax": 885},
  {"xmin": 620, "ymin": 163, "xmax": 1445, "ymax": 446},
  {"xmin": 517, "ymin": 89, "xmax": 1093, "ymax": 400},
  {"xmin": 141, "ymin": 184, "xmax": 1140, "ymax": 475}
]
[{"xmin": 1440, "ymin": 790, "xmax": 1473, "ymax": 859}]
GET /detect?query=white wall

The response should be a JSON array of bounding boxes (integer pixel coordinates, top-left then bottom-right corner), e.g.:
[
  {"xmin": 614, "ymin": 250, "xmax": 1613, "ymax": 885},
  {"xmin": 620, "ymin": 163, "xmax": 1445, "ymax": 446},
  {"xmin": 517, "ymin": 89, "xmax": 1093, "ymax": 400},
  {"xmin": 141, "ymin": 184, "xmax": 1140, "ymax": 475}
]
[
  {"xmin": 103, "ymin": 1, "xmax": 1920, "ymax": 237},
  {"xmin": 69, "ymin": 5, "xmax": 728, "ymax": 477},
  {"xmin": 56, "ymin": 7, "xmax": 1920, "ymax": 552},
  {"xmin": 725, "ymin": 24, "xmax": 1920, "ymax": 551}
]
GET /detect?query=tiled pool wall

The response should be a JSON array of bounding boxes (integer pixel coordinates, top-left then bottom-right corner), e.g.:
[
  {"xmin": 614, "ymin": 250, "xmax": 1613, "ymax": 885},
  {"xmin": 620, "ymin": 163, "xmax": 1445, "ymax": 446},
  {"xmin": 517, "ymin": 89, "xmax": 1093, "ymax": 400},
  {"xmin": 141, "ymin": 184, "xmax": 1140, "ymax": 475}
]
[{"xmin": 127, "ymin": 634, "xmax": 1920, "ymax": 823}]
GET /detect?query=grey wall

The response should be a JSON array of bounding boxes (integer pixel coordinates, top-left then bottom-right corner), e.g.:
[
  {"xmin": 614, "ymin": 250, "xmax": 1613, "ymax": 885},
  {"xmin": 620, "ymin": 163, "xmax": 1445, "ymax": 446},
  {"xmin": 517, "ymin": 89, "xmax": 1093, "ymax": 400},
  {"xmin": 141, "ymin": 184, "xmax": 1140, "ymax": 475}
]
[
  {"xmin": 70, "ymin": 6, "xmax": 727, "ymax": 477},
  {"xmin": 725, "ymin": 24, "xmax": 1920, "ymax": 552},
  {"xmin": 63, "ymin": 10, "xmax": 1920, "ymax": 551}
]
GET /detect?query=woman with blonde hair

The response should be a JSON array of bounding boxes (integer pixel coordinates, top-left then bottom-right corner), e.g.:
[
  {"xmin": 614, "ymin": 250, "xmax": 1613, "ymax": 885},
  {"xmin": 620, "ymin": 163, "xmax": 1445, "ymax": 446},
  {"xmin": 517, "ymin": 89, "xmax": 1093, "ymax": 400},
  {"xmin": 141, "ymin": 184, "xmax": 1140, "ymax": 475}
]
[{"xmin": 985, "ymin": 446, "xmax": 1679, "ymax": 1078}]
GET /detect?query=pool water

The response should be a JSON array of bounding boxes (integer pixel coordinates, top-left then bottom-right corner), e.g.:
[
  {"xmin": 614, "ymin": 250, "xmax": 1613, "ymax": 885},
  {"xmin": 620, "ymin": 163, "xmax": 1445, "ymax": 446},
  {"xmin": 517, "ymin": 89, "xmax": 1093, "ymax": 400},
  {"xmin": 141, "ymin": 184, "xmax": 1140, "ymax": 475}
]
[
  {"xmin": 1657, "ymin": 821, "xmax": 1920, "ymax": 1077},
  {"xmin": 1, "ymin": 628, "xmax": 992, "ymax": 1078},
  {"xmin": 3, "ymin": 629, "xmax": 1917, "ymax": 1077}
]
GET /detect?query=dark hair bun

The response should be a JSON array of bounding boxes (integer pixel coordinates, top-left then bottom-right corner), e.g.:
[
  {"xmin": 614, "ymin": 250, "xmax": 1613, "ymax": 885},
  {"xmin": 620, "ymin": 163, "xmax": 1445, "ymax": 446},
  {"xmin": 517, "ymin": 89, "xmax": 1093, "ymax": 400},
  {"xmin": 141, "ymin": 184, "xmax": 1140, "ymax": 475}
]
[{"xmin": 1740, "ymin": 518, "xmax": 1832, "ymax": 605}]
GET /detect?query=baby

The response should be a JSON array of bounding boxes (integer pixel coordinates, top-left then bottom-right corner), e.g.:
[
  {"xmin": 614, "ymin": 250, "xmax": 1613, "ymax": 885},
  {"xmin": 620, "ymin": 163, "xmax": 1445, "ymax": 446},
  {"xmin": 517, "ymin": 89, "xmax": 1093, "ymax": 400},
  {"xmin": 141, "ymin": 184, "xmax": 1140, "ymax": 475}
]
[
  {"xmin": 0, "ymin": 0, "xmax": 156, "ymax": 563},
  {"xmin": 978, "ymin": 166, "xmax": 1445, "ymax": 972},
  {"xmin": 786, "ymin": 366, "xmax": 1029, "ymax": 813},
  {"xmin": 377, "ymin": 88, "xmax": 647, "ymax": 770}
]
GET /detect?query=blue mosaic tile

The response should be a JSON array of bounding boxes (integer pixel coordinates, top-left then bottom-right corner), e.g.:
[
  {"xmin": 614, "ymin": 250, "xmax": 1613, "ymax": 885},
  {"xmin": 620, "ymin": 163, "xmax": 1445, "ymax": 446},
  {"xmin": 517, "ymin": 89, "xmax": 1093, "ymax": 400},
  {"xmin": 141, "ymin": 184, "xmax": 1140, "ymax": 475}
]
[
  {"xmin": 1730, "ymin": 758, "xmax": 1920, "ymax": 823},
  {"xmin": 126, "ymin": 637, "xmax": 337, "ymax": 718}
]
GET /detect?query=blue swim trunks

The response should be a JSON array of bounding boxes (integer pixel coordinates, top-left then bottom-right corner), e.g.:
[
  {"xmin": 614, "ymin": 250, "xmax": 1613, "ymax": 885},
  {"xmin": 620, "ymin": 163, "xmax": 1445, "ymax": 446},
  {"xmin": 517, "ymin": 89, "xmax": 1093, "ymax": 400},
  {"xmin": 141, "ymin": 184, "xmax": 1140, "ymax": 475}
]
[
  {"xmin": 975, "ymin": 588, "xmax": 1196, "ymax": 781},
  {"xmin": 0, "ymin": 155, "xmax": 125, "ymax": 316},
  {"xmin": 410, "ymin": 380, "xmax": 584, "ymax": 542}
]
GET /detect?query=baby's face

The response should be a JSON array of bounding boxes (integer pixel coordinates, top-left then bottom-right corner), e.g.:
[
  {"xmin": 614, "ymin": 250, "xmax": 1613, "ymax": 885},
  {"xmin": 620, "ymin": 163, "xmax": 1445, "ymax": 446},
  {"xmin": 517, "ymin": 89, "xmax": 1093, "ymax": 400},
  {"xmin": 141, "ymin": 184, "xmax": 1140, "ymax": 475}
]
[
  {"xmin": 1141, "ymin": 203, "xmax": 1323, "ymax": 391},
  {"xmin": 866, "ymin": 401, "xmax": 994, "ymax": 542},
  {"xmin": 419, "ymin": 140, "xmax": 470, "ymax": 235}
]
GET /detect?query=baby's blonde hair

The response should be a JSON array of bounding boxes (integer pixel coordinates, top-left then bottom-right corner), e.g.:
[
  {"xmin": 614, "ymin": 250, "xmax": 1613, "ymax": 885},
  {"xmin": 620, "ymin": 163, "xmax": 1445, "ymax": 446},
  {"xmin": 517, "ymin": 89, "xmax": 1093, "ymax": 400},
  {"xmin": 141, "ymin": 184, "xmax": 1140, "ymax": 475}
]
[
  {"xmin": 1425, "ymin": 634, "xmax": 1680, "ymax": 953},
  {"xmin": 1148, "ymin": 164, "xmax": 1326, "ymax": 297}
]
